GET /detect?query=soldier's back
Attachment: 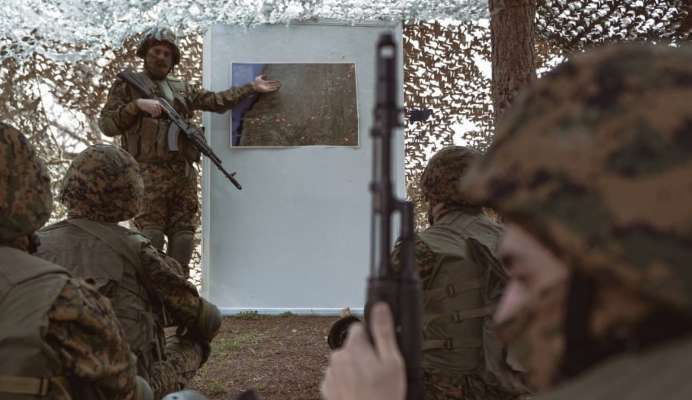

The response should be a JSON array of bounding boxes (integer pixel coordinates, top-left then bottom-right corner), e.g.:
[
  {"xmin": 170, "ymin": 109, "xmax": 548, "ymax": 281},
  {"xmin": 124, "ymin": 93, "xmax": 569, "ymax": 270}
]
[
  {"xmin": 0, "ymin": 246, "xmax": 72, "ymax": 397},
  {"xmin": 36, "ymin": 219, "xmax": 133, "ymax": 283},
  {"xmin": 36, "ymin": 218, "xmax": 163, "ymax": 378},
  {"xmin": 417, "ymin": 210, "xmax": 525, "ymax": 400}
]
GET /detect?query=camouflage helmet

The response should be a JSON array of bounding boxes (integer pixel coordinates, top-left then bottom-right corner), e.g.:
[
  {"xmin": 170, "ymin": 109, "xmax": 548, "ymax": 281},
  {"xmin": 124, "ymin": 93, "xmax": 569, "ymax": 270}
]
[
  {"xmin": 136, "ymin": 26, "xmax": 181, "ymax": 65},
  {"xmin": 460, "ymin": 44, "xmax": 692, "ymax": 312},
  {"xmin": 0, "ymin": 123, "xmax": 53, "ymax": 241},
  {"xmin": 420, "ymin": 145, "xmax": 480, "ymax": 205},
  {"xmin": 60, "ymin": 144, "xmax": 144, "ymax": 223}
]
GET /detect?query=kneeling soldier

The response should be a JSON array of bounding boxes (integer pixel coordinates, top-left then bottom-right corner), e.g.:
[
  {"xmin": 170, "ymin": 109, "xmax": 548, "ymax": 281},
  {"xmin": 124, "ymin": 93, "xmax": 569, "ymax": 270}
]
[
  {"xmin": 0, "ymin": 123, "xmax": 152, "ymax": 400},
  {"xmin": 36, "ymin": 144, "xmax": 222, "ymax": 399}
]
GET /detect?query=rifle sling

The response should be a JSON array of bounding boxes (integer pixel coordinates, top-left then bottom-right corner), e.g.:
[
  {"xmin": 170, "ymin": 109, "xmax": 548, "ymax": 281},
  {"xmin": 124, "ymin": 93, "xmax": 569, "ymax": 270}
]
[{"xmin": 117, "ymin": 69, "xmax": 157, "ymax": 99}]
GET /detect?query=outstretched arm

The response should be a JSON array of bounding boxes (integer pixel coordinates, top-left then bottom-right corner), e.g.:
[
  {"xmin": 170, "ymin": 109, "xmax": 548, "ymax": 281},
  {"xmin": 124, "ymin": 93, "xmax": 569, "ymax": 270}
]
[{"xmin": 188, "ymin": 75, "xmax": 281, "ymax": 112}]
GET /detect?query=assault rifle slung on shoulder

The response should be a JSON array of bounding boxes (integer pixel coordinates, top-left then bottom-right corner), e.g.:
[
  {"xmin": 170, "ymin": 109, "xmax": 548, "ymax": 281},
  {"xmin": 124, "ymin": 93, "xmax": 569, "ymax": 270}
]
[{"xmin": 117, "ymin": 70, "xmax": 242, "ymax": 190}]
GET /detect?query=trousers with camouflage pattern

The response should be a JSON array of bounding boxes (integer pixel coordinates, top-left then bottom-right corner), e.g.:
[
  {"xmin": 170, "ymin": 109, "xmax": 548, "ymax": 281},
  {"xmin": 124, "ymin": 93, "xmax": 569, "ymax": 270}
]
[
  {"xmin": 424, "ymin": 372, "xmax": 523, "ymax": 400},
  {"xmin": 134, "ymin": 161, "xmax": 199, "ymax": 235}
]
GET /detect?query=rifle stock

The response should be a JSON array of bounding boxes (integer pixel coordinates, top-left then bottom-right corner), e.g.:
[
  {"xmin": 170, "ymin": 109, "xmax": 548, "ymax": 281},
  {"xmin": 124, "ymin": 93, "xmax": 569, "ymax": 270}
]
[{"xmin": 117, "ymin": 70, "xmax": 242, "ymax": 190}]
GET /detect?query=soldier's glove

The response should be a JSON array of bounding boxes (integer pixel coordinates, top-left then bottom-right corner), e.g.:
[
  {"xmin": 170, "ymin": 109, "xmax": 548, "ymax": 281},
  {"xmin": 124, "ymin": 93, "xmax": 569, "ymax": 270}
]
[
  {"xmin": 194, "ymin": 298, "xmax": 222, "ymax": 342},
  {"xmin": 327, "ymin": 315, "xmax": 362, "ymax": 350},
  {"xmin": 196, "ymin": 337, "xmax": 212, "ymax": 366}
]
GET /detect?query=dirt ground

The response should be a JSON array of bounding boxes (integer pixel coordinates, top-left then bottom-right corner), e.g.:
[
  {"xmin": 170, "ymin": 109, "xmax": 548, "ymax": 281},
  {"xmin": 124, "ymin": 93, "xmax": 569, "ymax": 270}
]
[{"xmin": 189, "ymin": 314, "xmax": 336, "ymax": 400}]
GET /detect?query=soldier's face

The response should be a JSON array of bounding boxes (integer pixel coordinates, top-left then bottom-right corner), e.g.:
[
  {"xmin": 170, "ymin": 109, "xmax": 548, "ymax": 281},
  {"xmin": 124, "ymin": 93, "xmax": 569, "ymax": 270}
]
[
  {"xmin": 495, "ymin": 224, "xmax": 569, "ymax": 390},
  {"xmin": 144, "ymin": 43, "xmax": 174, "ymax": 79}
]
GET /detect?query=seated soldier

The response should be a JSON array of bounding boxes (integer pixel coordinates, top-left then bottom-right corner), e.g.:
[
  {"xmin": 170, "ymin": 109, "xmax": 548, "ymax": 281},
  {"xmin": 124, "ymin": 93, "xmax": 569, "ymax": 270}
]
[
  {"xmin": 329, "ymin": 146, "xmax": 528, "ymax": 400},
  {"xmin": 0, "ymin": 123, "xmax": 152, "ymax": 400},
  {"xmin": 397, "ymin": 146, "xmax": 527, "ymax": 400},
  {"xmin": 35, "ymin": 144, "xmax": 222, "ymax": 399}
]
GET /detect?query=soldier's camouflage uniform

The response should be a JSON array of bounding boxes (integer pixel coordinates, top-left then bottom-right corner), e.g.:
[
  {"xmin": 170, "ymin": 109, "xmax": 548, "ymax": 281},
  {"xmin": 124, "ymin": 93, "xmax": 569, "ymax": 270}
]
[
  {"xmin": 0, "ymin": 123, "xmax": 142, "ymax": 400},
  {"xmin": 392, "ymin": 147, "xmax": 527, "ymax": 400},
  {"xmin": 98, "ymin": 27, "xmax": 257, "ymax": 274},
  {"xmin": 460, "ymin": 44, "xmax": 692, "ymax": 399},
  {"xmin": 35, "ymin": 144, "xmax": 221, "ymax": 399}
]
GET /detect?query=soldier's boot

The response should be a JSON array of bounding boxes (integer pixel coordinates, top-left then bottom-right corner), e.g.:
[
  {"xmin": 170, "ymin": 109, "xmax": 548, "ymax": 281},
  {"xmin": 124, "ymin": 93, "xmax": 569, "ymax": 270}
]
[
  {"xmin": 141, "ymin": 227, "xmax": 166, "ymax": 251},
  {"xmin": 167, "ymin": 230, "xmax": 194, "ymax": 277}
]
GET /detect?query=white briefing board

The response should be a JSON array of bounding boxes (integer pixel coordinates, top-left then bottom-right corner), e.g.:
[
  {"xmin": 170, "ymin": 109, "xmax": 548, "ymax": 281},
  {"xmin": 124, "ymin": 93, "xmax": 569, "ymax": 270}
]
[{"xmin": 202, "ymin": 22, "xmax": 404, "ymax": 315}]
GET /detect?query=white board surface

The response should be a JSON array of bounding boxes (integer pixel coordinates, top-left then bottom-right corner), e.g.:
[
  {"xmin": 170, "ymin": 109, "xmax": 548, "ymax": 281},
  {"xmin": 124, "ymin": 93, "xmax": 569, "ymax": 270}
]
[{"xmin": 202, "ymin": 22, "xmax": 404, "ymax": 315}]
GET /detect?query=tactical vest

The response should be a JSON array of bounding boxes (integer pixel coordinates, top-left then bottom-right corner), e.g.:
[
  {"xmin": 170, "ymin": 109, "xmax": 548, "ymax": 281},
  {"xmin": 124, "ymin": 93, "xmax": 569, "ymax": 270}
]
[
  {"xmin": 36, "ymin": 219, "xmax": 165, "ymax": 380},
  {"xmin": 418, "ymin": 211, "xmax": 522, "ymax": 390},
  {"xmin": 0, "ymin": 246, "xmax": 71, "ymax": 399},
  {"xmin": 120, "ymin": 71, "xmax": 200, "ymax": 164}
]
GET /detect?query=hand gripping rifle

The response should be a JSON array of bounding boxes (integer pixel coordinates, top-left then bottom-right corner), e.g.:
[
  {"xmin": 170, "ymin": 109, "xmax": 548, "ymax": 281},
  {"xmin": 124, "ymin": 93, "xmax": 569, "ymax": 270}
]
[
  {"xmin": 327, "ymin": 32, "xmax": 424, "ymax": 400},
  {"xmin": 117, "ymin": 70, "xmax": 242, "ymax": 190}
]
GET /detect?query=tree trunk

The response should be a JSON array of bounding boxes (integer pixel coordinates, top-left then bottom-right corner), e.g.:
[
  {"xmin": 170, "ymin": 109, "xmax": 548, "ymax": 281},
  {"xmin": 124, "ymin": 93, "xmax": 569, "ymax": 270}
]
[{"xmin": 490, "ymin": 0, "xmax": 537, "ymax": 123}]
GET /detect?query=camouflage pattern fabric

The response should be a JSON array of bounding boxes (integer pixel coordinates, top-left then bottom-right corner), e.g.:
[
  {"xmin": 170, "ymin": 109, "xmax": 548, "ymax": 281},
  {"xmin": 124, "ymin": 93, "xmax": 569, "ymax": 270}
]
[
  {"xmin": 148, "ymin": 335, "xmax": 204, "ymax": 398},
  {"xmin": 134, "ymin": 161, "xmax": 198, "ymax": 234},
  {"xmin": 424, "ymin": 372, "xmax": 521, "ymax": 400},
  {"xmin": 139, "ymin": 242, "xmax": 201, "ymax": 326},
  {"xmin": 0, "ymin": 123, "xmax": 52, "ymax": 241},
  {"xmin": 99, "ymin": 75, "xmax": 254, "ymax": 147},
  {"xmin": 392, "ymin": 235, "xmax": 438, "ymax": 279},
  {"xmin": 37, "ymin": 218, "xmax": 208, "ymax": 397},
  {"xmin": 61, "ymin": 144, "xmax": 144, "ymax": 223},
  {"xmin": 136, "ymin": 27, "xmax": 181, "ymax": 65},
  {"xmin": 420, "ymin": 146, "xmax": 480, "ymax": 206},
  {"xmin": 460, "ymin": 44, "xmax": 692, "ymax": 312},
  {"xmin": 46, "ymin": 278, "xmax": 137, "ymax": 400},
  {"xmin": 99, "ymin": 63, "xmax": 254, "ymax": 233}
]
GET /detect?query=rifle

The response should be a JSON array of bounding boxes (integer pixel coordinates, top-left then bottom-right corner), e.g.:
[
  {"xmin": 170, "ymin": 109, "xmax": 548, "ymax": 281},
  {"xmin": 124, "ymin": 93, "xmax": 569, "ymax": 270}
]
[
  {"xmin": 366, "ymin": 32, "xmax": 424, "ymax": 400},
  {"xmin": 327, "ymin": 32, "xmax": 424, "ymax": 400},
  {"xmin": 117, "ymin": 70, "xmax": 242, "ymax": 190}
]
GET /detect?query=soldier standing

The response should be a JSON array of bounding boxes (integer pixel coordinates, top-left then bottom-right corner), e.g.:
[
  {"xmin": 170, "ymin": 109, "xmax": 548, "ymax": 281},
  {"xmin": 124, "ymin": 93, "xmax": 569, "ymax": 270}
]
[
  {"xmin": 460, "ymin": 44, "xmax": 692, "ymax": 398},
  {"xmin": 0, "ymin": 123, "xmax": 152, "ymax": 400},
  {"xmin": 36, "ymin": 144, "xmax": 223, "ymax": 399},
  {"xmin": 98, "ymin": 27, "xmax": 281, "ymax": 275}
]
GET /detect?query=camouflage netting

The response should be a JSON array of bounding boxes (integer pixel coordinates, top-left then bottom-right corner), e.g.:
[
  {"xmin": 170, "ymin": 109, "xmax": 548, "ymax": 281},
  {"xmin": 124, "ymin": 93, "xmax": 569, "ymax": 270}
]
[
  {"xmin": 0, "ymin": 32, "xmax": 206, "ymax": 286},
  {"xmin": 536, "ymin": 0, "xmax": 691, "ymax": 50},
  {"xmin": 2, "ymin": 0, "xmax": 688, "ymax": 285},
  {"xmin": 403, "ymin": 19, "xmax": 567, "ymax": 228},
  {"xmin": 0, "ymin": 0, "xmax": 488, "ymax": 63}
]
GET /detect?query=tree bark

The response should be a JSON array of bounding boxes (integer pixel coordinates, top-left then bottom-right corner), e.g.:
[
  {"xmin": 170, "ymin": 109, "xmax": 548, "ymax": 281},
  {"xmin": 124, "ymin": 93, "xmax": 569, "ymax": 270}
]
[{"xmin": 490, "ymin": 0, "xmax": 537, "ymax": 123}]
